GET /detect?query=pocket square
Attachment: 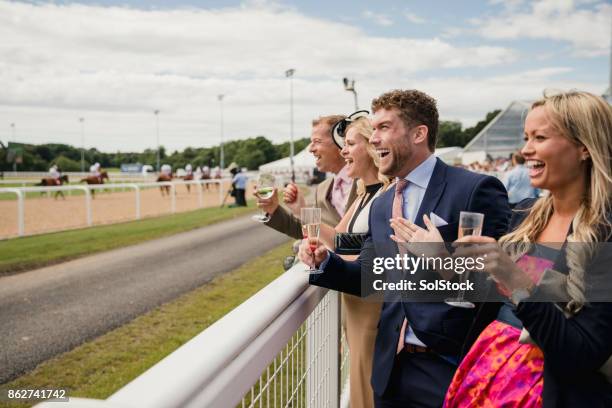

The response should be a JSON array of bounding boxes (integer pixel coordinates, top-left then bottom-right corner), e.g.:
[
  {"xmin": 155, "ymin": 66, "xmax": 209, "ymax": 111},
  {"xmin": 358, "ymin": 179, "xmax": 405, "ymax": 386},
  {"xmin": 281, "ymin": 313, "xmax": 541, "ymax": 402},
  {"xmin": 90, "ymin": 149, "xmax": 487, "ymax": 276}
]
[{"xmin": 429, "ymin": 212, "xmax": 449, "ymax": 227}]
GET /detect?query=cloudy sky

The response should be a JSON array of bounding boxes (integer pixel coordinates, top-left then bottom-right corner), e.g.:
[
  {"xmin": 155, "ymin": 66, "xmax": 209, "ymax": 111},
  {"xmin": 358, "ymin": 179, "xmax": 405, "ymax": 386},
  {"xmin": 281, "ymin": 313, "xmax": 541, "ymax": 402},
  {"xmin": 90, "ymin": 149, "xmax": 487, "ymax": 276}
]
[{"xmin": 1, "ymin": 0, "xmax": 610, "ymax": 153}]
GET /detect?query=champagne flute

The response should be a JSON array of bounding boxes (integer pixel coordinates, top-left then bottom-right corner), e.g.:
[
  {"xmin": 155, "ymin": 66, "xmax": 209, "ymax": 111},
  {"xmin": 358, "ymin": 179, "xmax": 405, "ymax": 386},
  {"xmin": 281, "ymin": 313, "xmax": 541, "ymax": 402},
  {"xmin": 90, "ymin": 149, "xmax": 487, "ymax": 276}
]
[
  {"xmin": 301, "ymin": 207, "xmax": 323, "ymax": 274},
  {"xmin": 252, "ymin": 173, "xmax": 276, "ymax": 223},
  {"xmin": 445, "ymin": 211, "xmax": 484, "ymax": 309}
]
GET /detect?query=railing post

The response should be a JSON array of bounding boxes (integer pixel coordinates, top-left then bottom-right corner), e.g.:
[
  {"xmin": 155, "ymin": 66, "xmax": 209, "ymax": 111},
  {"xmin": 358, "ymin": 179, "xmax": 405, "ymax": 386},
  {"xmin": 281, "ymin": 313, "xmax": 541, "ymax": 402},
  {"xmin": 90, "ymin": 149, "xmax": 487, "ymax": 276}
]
[
  {"xmin": 132, "ymin": 184, "xmax": 141, "ymax": 220},
  {"xmin": 198, "ymin": 180, "xmax": 203, "ymax": 208},
  {"xmin": 218, "ymin": 180, "xmax": 223, "ymax": 205},
  {"xmin": 83, "ymin": 186, "xmax": 92, "ymax": 226},
  {"xmin": 11, "ymin": 189, "xmax": 25, "ymax": 237},
  {"xmin": 170, "ymin": 183, "xmax": 176, "ymax": 214}
]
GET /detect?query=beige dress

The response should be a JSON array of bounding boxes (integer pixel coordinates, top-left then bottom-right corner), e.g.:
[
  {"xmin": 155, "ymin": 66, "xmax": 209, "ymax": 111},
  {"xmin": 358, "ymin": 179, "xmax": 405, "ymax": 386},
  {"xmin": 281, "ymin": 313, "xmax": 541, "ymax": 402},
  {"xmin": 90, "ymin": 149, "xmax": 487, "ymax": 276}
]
[{"xmin": 342, "ymin": 184, "xmax": 383, "ymax": 408}]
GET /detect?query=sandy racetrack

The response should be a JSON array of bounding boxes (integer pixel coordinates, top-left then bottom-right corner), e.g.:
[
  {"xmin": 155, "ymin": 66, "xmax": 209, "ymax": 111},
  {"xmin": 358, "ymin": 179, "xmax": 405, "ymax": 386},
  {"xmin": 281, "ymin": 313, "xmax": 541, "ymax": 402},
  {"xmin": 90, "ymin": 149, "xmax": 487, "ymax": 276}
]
[{"xmin": 0, "ymin": 181, "xmax": 246, "ymax": 239}]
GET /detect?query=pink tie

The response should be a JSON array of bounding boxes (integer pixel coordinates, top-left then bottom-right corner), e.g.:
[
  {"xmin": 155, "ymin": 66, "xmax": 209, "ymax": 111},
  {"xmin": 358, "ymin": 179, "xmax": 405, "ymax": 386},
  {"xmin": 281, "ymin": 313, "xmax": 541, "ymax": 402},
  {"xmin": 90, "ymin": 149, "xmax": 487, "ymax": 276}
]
[{"xmin": 392, "ymin": 179, "xmax": 410, "ymax": 354}]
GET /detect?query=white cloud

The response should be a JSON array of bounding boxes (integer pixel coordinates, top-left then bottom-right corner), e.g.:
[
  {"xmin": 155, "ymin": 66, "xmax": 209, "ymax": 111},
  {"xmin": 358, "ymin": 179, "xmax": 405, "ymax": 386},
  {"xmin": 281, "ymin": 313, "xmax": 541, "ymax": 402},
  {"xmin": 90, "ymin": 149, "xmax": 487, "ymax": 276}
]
[
  {"xmin": 404, "ymin": 12, "xmax": 425, "ymax": 24},
  {"xmin": 0, "ymin": 1, "xmax": 603, "ymax": 153},
  {"xmin": 361, "ymin": 10, "xmax": 394, "ymax": 27},
  {"xmin": 475, "ymin": 0, "xmax": 611, "ymax": 57}
]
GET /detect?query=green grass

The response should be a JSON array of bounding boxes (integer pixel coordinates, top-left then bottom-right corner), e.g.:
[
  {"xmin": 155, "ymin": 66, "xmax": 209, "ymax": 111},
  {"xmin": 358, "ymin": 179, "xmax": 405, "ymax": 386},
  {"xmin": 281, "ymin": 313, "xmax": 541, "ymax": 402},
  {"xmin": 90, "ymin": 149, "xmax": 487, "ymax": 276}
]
[
  {"xmin": 0, "ymin": 241, "xmax": 293, "ymax": 408},
  {"xmin": 0, "ymin": 201, "xmax": 256, "ymax": 275}
]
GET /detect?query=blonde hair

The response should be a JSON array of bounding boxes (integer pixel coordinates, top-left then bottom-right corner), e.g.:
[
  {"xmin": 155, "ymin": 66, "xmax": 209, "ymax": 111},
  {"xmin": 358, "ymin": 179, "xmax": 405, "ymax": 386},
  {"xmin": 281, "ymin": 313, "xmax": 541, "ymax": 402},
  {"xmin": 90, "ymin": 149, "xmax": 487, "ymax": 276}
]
[
  {"xmin": 345, "ymin": 117, "xmax": 390, "ymax": 196},
  {"xmin": 500, "ymin": 91, "xmax": 612, "ymax": 313}
]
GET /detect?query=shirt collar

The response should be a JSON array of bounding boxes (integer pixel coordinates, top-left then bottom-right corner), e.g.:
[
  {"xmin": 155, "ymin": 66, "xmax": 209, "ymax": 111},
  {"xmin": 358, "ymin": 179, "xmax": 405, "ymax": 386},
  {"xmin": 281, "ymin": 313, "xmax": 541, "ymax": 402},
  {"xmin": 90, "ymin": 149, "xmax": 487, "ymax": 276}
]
[
  {"xmin": 397, "ymin": 154, "xmax": 437, "ymax": 189},
  {"xmin": 335, "ymin": 165, "xmax": 352, "ymax": 185}
]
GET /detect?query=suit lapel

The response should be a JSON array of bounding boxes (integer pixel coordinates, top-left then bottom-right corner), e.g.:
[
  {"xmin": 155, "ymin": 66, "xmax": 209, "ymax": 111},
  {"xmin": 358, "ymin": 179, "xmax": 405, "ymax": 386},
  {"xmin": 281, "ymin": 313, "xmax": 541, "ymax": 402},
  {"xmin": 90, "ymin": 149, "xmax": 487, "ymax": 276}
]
[{"xmin": 414, "ymin": 159, "xmax": 448, "ymax": 228}]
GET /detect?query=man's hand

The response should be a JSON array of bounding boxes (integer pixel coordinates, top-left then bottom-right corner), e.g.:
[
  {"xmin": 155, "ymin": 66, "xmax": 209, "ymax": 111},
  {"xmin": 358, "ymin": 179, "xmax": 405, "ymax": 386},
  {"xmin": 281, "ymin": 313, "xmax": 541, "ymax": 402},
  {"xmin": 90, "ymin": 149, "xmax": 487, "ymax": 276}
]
[
  {"xmin": 298, "ymin": 238, "xmax": 329, "ymax": 269},
  {"xmin": 254, "ymin": 187, "xmax": 279, "ymax": 216},
  {"xmin": 283, "ymin": 183, "xmax": 306, "ymax": 217}
]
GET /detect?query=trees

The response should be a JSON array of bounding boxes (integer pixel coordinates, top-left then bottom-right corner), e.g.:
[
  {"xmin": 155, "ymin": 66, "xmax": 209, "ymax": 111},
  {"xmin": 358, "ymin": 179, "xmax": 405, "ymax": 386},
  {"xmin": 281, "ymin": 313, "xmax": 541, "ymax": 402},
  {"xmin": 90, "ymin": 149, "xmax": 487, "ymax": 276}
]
[{"xmin": 437, "ymin": 109, "xmax": 501, "ymax": 148}]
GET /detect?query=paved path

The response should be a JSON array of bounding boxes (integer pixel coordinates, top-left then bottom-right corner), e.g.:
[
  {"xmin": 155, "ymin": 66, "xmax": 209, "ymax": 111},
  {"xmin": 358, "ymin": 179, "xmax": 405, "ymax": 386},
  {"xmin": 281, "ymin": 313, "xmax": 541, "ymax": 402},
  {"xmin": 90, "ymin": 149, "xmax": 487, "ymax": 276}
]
[{"xmin": 0, "ymin": 215, "xmax": 290, "ymax": 383}]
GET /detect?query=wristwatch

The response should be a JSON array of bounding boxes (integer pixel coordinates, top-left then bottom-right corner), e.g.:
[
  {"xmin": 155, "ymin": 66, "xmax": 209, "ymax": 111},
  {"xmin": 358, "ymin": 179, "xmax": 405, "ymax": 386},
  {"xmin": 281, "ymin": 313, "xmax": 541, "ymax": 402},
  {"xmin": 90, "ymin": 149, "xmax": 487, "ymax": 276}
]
[{"xmin": 511, "ymin": 282, "xmax": 536, "ymax": 305}]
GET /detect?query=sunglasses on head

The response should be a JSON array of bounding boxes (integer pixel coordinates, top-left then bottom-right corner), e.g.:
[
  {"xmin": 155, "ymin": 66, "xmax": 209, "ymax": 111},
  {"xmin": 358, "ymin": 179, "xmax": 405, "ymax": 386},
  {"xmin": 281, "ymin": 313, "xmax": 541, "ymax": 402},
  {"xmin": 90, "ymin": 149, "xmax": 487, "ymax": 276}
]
[{"xmin": 332, "ymin": 110, "xmax": 370, "ymax": 149}]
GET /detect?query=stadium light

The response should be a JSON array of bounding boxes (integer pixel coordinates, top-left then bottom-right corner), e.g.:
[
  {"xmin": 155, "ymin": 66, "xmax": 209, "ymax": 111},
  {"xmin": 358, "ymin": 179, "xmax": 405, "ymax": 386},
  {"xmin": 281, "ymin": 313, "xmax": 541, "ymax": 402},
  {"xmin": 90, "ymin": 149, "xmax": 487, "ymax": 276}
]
[
  {"xmin": 285, "ymin": 69, "xmax": 295, "ymax": 182},
  {"xmin": 10, "ymin": 123, "xmax": 16, "ymax": 173},
  {"xmin": 217, "ymin": 95, "xmax": 225, "ymax": 171},
  {"xmin": 342, "ymin": 77, "xmax": 359, "ymax": 111},
  {"xmin": 79, "ymin": 117, "xmax": 85, "ymax": 173},
  {"xmin": 154, "ymin": 110, "xmax": 160, "ymax": 172}
]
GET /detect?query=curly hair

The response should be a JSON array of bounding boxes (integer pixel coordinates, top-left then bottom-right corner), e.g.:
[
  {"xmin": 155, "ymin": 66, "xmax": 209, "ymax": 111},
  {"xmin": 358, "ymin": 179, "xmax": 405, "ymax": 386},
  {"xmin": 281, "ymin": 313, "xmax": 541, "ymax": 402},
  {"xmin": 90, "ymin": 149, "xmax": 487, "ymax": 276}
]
[{"xmin": 371, "ymin": 89, "xmax": 439, "ymax": 152}]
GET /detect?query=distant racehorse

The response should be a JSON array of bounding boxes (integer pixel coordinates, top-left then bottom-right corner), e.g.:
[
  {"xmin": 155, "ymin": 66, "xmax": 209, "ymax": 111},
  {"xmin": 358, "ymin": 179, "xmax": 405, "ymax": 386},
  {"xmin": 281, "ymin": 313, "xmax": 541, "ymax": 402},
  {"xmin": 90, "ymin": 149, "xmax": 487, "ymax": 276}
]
[
  {"xmin": 80, "ymin": 171, "xmax": 109, "ymax": 198},
  {"xmin": 181, "ymin": 174, "xmax": 194, "ymax": 193},
  {"xmin": 36, "ymin": 175, "xmax": 69, "ymax": 199},
  {"xmin": 157, "ymin": 174, "xmax": 173, "ymax": 196}
]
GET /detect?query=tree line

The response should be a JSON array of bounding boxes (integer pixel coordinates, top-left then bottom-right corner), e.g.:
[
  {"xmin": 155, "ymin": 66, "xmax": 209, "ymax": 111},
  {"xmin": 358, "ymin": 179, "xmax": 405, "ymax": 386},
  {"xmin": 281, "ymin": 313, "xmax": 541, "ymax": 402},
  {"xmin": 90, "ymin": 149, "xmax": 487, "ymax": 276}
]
[{"xmin": 0, "ymin": 110, "xmax": 500, "ymax": 172}]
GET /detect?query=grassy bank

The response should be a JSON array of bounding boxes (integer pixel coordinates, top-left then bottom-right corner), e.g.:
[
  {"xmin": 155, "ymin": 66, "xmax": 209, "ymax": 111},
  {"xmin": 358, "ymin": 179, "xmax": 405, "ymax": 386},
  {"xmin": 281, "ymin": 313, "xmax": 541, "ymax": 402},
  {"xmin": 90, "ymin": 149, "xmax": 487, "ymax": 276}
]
[
  {"xmin": 0, "ymin": 201, "xmax": 256, "ymax": 275},
  {"xmin": 0, "ymin": 241, "xmax": 293, "ymax": 408}
]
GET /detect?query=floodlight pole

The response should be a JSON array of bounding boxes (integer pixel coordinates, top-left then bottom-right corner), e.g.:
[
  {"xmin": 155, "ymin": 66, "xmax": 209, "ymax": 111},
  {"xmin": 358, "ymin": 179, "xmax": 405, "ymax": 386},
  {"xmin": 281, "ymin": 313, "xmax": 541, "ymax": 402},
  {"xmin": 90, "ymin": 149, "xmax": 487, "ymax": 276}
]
[
  {"xmin": 10, "ymin": 123, "xmax": 16, "ymax": 173},
  {"xmin": 343, "ymin": 77, "xmax": 359, "ymax": 111},
  {"xmin": 286, "ymin": 68, "xmax": 296, "ymax": 182},
  {"xmin": 154, "ymin": 110, "xmax": 160, "ymax": 172},
  {"xmin": 218, "ymin": 95, "xmax": 225, "ymax": 171},
  {"xmin": 79, "ymin": 117, "xmax": 85, "ymax": 173}
]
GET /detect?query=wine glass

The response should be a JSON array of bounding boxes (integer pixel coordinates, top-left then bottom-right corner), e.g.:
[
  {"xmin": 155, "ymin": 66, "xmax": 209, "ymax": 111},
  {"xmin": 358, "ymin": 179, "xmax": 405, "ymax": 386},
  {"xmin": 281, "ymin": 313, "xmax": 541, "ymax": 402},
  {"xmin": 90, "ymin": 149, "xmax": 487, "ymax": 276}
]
[
  {"xmin": 252, "ymin": 173, "xmax": 276, "ymax": 223},
  {"xmin": 445, "ymin": 211, "xmax": 484, "ymax": 309},
  {"xmin": 301, "ymin": 207, "xmax": 323, "ymax": 274}
]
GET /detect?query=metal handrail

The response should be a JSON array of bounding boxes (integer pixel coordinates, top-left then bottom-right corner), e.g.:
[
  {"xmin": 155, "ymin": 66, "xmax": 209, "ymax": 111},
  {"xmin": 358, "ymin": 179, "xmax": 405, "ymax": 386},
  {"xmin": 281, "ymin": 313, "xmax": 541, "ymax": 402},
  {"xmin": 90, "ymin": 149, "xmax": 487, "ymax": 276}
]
[
  {"xmin": 0, "ymin": 179, "xmax": 227, "ymax": 237},
  {"xmin": 34, "ymin": 265, "xmax": 336, "ymax": 408}
]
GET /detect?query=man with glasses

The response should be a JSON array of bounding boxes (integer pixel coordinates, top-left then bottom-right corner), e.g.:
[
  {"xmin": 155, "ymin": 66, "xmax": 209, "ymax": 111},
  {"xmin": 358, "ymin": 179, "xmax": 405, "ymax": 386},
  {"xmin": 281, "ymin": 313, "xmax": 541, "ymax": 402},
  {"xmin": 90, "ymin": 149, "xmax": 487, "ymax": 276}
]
[{"xmin": 301, "ymin": 90, "xmax": 510, "ymax": 407}]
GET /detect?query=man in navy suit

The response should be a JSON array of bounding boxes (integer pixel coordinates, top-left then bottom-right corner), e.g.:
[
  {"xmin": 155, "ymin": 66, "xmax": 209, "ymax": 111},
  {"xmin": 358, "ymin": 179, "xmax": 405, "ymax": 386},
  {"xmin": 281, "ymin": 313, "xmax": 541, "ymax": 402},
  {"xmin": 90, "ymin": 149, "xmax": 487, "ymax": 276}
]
[{"xmin": 300, "ymin": 89, "xmax": 510, "ymax": 407}]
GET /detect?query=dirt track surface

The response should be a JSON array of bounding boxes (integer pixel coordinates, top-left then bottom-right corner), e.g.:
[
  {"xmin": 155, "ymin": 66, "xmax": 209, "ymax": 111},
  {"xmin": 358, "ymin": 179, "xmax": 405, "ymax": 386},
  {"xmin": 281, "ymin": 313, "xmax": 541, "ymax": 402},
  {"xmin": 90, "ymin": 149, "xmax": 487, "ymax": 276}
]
[
  {"xmin": 0, "ymin": 215, "xmax": 290, "ymax": 383},
  {"xmin": 0, "ymin": 182, "xmax": 241, "ymax": 239}
]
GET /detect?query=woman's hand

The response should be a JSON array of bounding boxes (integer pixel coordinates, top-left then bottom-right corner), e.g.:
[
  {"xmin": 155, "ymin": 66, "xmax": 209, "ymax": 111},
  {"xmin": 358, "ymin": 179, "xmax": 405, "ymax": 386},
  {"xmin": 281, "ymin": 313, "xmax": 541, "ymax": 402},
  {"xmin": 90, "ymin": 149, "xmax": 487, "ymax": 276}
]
[
  {"xmin": 390, "ymin": 214, "xmax": 447, "ymax": 257},
  {"xmin": 452, "ymin": 235, "xmax": 532, "ymax": 293}
]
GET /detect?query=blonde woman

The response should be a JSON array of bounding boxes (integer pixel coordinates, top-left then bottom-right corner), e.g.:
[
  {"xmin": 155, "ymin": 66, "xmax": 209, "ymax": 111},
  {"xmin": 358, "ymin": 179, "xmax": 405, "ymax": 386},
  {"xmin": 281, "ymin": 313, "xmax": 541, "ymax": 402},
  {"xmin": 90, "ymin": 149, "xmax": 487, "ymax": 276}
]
[
  {"xmin": 313, "ymin": 112, "xmax": 389, "ymax": 408},
  {"xmin": 433, "ymin": 91, "xmax": 612, "ymax": 407}
]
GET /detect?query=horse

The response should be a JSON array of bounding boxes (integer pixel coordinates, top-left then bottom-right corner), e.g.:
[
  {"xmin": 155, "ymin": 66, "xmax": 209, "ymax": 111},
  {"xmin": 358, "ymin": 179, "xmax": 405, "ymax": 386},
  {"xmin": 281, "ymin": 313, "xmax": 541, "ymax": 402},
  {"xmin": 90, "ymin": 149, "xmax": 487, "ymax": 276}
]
[
  {"xmin": 157, "ymin": 174, "xmax": 173, "ymax": 196},
  {"xmin": 80, "ymin": 171, "xmax": 109, "ymax": 198},
  {"xmin": 36, "ymin": 175, "xmax": 69, "ymax": 199},
  {"xmin": 181, "ymin": 174, "xmax": 194, "ymax": 193}
]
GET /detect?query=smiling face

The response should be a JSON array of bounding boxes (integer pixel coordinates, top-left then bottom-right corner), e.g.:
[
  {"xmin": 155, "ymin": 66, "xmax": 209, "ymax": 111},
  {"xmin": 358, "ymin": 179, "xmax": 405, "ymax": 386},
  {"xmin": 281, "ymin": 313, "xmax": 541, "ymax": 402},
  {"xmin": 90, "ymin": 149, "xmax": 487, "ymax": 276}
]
[
  {"xmin": 308, "ymin": 123, "xmax": 344, "ymax": 173},
  {"xmin": 341, "ymin": 127, "xmax": 376, "ymax": 179},
  {"xmin": 370, "ymin": 108, "xmax": 428, "ymax": 178},
  {"xmin": 521, "ymin": 106, "xmax": 588, "ymax": 193}
]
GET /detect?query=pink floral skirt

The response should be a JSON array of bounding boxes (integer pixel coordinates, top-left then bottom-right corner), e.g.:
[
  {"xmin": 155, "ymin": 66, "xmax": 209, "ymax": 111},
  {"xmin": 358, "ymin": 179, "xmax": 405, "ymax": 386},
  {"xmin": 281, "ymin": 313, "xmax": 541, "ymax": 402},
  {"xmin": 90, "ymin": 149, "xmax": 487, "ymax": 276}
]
[{"xmin": 444, "ymin": 320, "xmax": 544, "ymax": 408}]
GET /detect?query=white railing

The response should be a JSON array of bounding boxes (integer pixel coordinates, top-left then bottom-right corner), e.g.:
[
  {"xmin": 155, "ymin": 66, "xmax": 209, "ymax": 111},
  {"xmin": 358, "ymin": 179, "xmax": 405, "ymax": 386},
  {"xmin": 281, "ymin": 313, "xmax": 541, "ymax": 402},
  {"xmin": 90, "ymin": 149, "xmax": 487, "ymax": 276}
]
[
  {"xmin": 0, "ymin": 179, "xmax": 228, "ymax": 238},
  {"xmin": 35, "ymin": 264, "xmax": 349, "ymax": 408}
]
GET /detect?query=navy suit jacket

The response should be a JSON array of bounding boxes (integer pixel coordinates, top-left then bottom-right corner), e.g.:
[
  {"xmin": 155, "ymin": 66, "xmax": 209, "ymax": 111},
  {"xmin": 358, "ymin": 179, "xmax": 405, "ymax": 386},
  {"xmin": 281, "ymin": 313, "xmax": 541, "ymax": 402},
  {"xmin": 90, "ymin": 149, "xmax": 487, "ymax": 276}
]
[{"xmin": 310, "ymin": 158, "xmax": 511, "ymax": 395}]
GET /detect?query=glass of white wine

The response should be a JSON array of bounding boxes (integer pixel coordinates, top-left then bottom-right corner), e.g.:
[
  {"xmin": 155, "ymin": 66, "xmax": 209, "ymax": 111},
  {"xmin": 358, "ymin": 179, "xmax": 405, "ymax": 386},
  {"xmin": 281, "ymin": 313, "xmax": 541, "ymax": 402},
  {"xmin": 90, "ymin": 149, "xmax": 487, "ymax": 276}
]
[
  {"xmin": 252, "ymin": 173, "xmax": 276, "ymax": 223},
  {"xmin": 445, "ymin": 211, "xmax": 484, "ymax": 309},
  {"xmin": 301, "ymin": 207, "xmax": 323, "ymax": 274}
]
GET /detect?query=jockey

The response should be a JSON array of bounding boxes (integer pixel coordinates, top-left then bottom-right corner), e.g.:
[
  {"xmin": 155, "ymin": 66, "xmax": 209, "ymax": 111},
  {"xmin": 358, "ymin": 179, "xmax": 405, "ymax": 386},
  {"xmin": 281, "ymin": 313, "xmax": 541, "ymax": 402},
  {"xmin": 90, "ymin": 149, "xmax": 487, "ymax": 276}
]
[
  {"xmin": 185, "ymin": 163, "xmax": 193, "ymax": 176},
  {"xmin": 213, "ymin": 166, "xmax": 222, "ymax": 179},
  {"xmin": 202, "ymin": 165, "xmax": 210, "ymax": 178},
  {"xmin": 161, "ymin": 164, "xmax": 172, "ymax": 177},
  {"xmin": 92, "ymin": 162, "xmax": 102, "ymax": 183},
  {"xmin": 49, "ymin": 164, "xmax": 61, "ymax": 185}
]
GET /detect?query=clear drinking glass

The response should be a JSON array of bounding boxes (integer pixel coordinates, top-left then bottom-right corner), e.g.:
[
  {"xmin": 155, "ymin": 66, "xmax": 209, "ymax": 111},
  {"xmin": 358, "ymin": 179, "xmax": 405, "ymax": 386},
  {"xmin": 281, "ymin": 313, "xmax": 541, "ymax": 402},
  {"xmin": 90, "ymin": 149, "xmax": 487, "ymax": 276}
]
[
  {"xmin": 301, "ymin": 207, "xmax": 323, "ymax": 274},
  {"xmin": 252, "ymin": 173, "xmax": 276, "ymax": 223},
  {"xmin": 445, "ymin": 211, "xmax": 484, "ymax": 309}
]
